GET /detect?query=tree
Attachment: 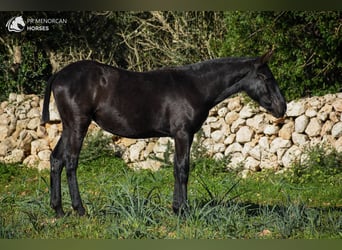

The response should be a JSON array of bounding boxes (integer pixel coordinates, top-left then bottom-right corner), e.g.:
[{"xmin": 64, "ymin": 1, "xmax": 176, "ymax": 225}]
[
  {"xmin": 118, "ymin": 11, "xmax": 226, "ymax": 71},
  {"xmin": 0, "ymin": 11, "xmax": 340, "ymax": 101},
  {"xmin": 0, "ymin": 11, "xmax": 126, "ymax": 100},
  {"xmin": 219, "ymin": 11, "xmax": 342, "ymax": 100}
]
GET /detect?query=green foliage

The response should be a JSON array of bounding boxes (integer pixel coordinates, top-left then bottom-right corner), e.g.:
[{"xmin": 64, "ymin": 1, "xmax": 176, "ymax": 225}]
[
  {"xmin": 36, "ymin": 11, "xmax": 126, "ymax": 67},
  {"xmin": 191, "ymin": 129, "xmax": 231, "ymax": 174},
  {"xmin": 219, "ymin": 11, "xmax": 342, "ymax": 101},
  {"xmin": 0, "ymin": 162, "xmax": 22, "ymax": 183},
  {"xmin": 79, "ymin": 130, "xmax": 116, "ymax": 164},
  {"xmin": 0, "ymin": 41, "xmax": 50, "ymax": 101},
  {"xmin": 0, "ymin": 155, "xmax": 341, "ymax": 239},
  {"xmin": 286, "ymin": 144, "xmax": 342, "ymax": 185},
  {"xmin": 0, "ymin": 11, "xmax": 127, "ymax": 101},
  {"xmin": 16, "ymin": 42, "xmax": 50, "ymax": 94},
  {"xmin": 117, "ymin": 11, "xmax": 226, "ymax": 71},
  {"xmin": 0, "ymin": 11, "xmax": 340, "ymax": 101}
]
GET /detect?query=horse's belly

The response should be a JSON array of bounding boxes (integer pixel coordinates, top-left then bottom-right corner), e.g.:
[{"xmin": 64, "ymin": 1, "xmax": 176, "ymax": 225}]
[{"xmin": 93, "ymin": 111, "xmax": 170, "ymax": 139}]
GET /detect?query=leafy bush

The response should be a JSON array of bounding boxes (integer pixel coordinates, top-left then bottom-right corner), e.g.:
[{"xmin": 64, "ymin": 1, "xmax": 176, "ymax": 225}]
[
  {"xmin": 0, "ymin": 41, "xmax": 50, "ymax": 101},
  {"xmin": 116, "ymin": 11, "xmax": 226, "ymax": 71},
  {"xmin": 286, "ymin": 144, "xmax": 342, "ymax": 184},
  {"xmin": 0, "ymin": 11, "xmax": 125, "ymax": 101},
  {"xmin": 1, "ymin": 11, "xmax": 340, "ymax": 102},
  {"xmin": 79, "ymin": 130, "xmax": 116, "ymax": 164},
  {"xmin": 219, "ymin": 11, "xmax": 342, "ymax": 101}
]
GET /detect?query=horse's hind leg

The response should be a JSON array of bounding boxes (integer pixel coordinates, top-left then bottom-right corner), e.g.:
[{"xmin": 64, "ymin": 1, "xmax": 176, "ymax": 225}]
[
  {"xmin": 50, "ymin": 135, "xmax": 67, "ymax": 217},
  {"xmin": 64, "ymin": 119, "xmax": 90, "ymax": 216}
]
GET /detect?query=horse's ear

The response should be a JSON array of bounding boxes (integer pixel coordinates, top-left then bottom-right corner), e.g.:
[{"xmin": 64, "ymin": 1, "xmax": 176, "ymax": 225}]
[{"xmin": 257, "ymin": 48, "xmax": 274, "ymax": 66}]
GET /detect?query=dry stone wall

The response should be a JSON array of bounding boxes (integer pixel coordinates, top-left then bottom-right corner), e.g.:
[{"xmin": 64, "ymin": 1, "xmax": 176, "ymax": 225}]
[{"xmin": 0, "ymin": 92, "xmax": 341, "ymax": 172}]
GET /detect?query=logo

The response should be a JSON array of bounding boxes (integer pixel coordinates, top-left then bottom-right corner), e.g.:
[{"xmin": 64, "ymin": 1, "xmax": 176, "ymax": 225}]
[
  {"xmin": 6, "ymin": 16, "xmax": 26, "ymax": 32},
  {"xmin": 6, "ymin": 15, "xmax": 67, "ymax": 32}
]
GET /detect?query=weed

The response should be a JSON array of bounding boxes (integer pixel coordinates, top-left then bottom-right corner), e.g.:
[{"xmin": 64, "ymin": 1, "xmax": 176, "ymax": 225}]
[
  {"xmin": 0, "ymin": 162, "xmax": 23, "ymax": 184},
  {"xmin": 286, "ymin": 144, "xmax": 342, "ymax": 185},
  {"xmin": 79, "ymin": 130, "xmax": 116, "ymax": 164}
]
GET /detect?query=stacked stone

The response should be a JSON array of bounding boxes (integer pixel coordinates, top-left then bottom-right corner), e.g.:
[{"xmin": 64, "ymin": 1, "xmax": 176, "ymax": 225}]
[
  {"xmin": 116, "ymin": 94, "xmax": 342, "ymax": 172},
  {"xmin": 199, "ymin": 94, "xmax": 342, "ymax": 171},
  {"xmin": 116, "ymin": 137, "xmax": 174, "ymax": 170},
  {"xmin": 0, "ymin": 92, "xmax": 341, "ymax": 173},
  {"xmin": 0, "ymin": 93, "xmax": 61, "ymax": 170}
]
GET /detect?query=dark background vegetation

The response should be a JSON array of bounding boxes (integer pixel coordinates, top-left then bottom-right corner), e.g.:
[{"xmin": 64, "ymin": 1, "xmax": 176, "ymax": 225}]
[{"xmin": 0, "ymin": 11, "xmax": 341, "ymax": 101}]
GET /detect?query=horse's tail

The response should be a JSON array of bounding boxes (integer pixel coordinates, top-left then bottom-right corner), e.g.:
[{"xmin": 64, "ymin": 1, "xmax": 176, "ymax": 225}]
[{"xmin": 41, "ymin": 74, "xmax": 56, "ymax": 125}]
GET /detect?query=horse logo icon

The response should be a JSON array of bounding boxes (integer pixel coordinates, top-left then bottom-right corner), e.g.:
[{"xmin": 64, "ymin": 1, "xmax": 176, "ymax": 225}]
[{"xmin": 6, "ymin": 16, "xmax": 26, "ymax": 32}]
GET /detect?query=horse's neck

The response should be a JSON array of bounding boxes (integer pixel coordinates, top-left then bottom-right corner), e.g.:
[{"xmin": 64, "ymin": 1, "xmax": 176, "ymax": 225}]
[{"xmin": 186, "ymin": 58, "xmax": 252, "ymax": 107}]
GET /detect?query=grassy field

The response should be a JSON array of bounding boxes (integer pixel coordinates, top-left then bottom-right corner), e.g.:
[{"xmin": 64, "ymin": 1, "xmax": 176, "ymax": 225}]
[{"xmin": 0, "ymin": 141, "xmax": 341, "ymax": 239}]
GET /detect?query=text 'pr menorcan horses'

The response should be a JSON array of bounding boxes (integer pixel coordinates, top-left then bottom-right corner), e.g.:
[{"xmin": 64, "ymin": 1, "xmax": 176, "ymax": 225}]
[{"xmin": 41, "ymin": 50, "xmax": 286, "ymax": 217}]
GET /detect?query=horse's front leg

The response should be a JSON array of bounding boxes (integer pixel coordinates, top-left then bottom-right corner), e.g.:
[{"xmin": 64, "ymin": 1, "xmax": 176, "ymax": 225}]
[{"xmin": 172, "ymin": 131, "xmax": 194, "ymax": 214}]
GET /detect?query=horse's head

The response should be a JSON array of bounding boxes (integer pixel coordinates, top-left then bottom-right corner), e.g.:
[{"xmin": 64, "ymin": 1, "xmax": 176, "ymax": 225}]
[
  {"xmin": 243, "ymin": 50, "xmax": 287, "ymax": 118},
  {"xmin": 6, "ymin": 16, "xmax": 25, "ymax": 32},
  {"xmin": 15, "ymin": 16, "xmax": 25, "ymax": 27}
]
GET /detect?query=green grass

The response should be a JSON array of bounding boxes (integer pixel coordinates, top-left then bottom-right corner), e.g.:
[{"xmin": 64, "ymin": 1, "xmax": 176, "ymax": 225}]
[
  {"xmin": 0, "ymin": 133, "xmax": 341, "ymax": 239},
  {"xmin": 0, "ymin": 150, "xmax": 341, "ymax": 239}
]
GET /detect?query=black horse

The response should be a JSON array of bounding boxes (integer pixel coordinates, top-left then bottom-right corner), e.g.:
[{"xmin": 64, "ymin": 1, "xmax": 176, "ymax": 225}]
[{"xmin": 41, "ymin": 50, "xmax": 286, "ymax": 217}]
